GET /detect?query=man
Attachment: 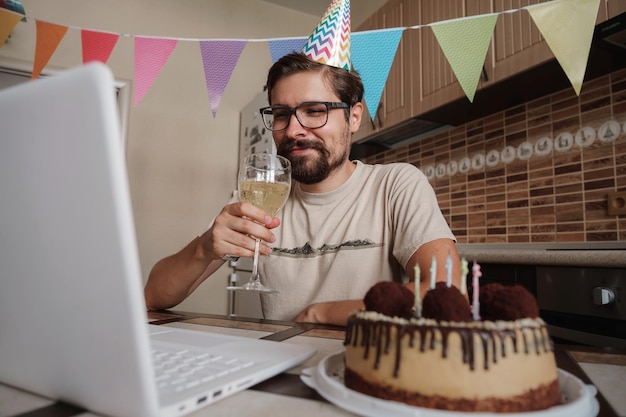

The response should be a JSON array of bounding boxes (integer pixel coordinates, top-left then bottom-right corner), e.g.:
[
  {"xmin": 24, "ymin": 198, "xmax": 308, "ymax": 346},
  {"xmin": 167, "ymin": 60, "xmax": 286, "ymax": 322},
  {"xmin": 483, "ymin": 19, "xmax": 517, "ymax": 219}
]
[{"xmin": 145, "ymin": 52, "xmax": 460, "ymax": 326}]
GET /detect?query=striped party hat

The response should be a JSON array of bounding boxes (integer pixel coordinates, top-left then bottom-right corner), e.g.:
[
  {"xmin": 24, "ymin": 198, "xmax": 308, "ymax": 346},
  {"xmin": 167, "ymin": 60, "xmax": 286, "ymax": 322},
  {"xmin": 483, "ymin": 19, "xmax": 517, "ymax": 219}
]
[{"xmin": 302, "ymin": 0, "xmax": 351, "ymax": 70}]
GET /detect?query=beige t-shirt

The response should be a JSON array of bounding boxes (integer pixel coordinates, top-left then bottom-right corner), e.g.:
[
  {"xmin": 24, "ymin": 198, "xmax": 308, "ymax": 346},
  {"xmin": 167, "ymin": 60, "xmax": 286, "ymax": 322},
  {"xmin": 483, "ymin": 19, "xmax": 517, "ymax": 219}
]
[{"xmin": 259, "ymin": 161, "xmax": 455, "ymax": 321}]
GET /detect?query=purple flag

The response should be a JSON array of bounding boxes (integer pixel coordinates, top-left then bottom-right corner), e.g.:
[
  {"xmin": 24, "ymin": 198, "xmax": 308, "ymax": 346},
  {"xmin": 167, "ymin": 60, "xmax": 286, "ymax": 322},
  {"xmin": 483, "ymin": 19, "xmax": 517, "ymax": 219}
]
[{"xmin": 199, "ymin": 40, "xmax": 247, "ymax": 117}]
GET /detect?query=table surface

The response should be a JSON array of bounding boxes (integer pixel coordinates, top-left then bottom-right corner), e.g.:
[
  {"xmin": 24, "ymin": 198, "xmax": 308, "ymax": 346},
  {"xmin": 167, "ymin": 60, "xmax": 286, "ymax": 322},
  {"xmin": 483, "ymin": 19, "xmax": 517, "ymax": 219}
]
[{"xmin": 1, "ymin": 310, "xmax": 625, "ymax": 417}]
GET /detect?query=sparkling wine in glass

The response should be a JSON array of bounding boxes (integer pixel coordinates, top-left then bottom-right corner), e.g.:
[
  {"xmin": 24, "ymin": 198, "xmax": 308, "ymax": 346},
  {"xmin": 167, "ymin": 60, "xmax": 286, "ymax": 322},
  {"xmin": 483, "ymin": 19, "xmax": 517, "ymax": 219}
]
[{"xmin": 227, "ymin": 153, "xmax": 291, "ymax": 293}]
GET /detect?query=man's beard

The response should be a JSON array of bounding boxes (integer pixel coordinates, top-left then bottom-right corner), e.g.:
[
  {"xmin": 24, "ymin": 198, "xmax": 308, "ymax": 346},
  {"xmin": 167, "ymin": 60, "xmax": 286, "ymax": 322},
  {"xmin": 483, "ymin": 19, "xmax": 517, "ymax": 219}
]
[{"xmin": 277, "ymin": 137, "xmax": 349, "ymax": 185}]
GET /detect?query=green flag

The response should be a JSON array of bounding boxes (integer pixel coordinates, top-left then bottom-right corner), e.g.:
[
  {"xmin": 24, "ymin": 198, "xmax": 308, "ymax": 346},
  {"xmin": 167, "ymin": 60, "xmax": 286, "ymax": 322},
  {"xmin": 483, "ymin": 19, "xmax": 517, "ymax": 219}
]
[{"xmin": 430, "ymin": 14, "xmax": 498, "ymax": 102}]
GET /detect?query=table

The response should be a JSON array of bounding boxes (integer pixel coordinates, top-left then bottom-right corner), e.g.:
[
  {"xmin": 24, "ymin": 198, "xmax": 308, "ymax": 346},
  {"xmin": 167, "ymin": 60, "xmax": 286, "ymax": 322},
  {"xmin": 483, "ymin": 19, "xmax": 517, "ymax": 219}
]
[{"xmin": 1, "ymin": 310, "xmax": 624, "ymax": 417}]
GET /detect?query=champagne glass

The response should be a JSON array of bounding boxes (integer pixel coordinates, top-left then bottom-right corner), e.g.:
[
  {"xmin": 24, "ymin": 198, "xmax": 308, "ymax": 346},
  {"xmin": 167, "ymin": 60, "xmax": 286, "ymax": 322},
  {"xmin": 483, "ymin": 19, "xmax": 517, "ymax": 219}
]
[{"xmin": 227, "ymin": 153, "xmax": 291, "ymax": 293}]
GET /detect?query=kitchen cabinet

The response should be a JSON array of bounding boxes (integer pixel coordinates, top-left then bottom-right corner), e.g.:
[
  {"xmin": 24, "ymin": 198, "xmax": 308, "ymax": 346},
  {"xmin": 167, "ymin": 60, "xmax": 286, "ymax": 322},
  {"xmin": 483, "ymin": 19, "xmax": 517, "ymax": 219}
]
[
  {"xmin": 353, "ymin": 0, "xmax": 626, "ymax": 144},
  {"xmin": 353, "ymin": 0, "xmax": 411, "ymax": 142},
  {"xmin": 354, "ymin": 0, "xmax": 496, "ymax": 142},
  {"xmin": 409, "ymin": 1, "xmax": 494, "ymax": 117},
  {"xmin": 489, "ymin": 1, "xmax": 621, "ymax": 84}
]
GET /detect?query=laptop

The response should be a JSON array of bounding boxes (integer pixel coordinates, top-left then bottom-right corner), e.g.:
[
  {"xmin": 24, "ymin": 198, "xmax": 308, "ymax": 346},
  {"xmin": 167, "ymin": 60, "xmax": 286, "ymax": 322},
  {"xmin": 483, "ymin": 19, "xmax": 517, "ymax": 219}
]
[{"xmin": 0, "ymin": 62, "xmax": 316, "ymax": 417}]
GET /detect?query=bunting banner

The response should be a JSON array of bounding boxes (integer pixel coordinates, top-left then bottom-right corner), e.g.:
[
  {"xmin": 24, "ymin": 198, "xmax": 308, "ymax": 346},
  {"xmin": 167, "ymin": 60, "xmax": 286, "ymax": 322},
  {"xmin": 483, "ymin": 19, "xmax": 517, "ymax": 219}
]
[
  {"xmin": 0, "ymin": 8, "xmax": 22, "ymax": 46},
  {"xmin": 352, "ymin": 28, "xmax": 404, "ymax": 119},
  {"xmin": 81, "ymin": 29, "xmax": 119, "ymax": 64},
  {"xmin": 32, "ymin": 20, "xmax": 68, "ymax": 80},
  {"xmin": 268, "ymin": 37, "xmax": 306, "ymax": 63},
  {"xmin": 430, "ymin": 14, "xmax": 499, "ymax": 103},
  {"xmin": 199, "ymin": 40, "xmax": 247, "ymax": 117},
  {"xmin": 133, "ymin": 36, "xmax": 177, "ymax": 105},
  {"xmin": 525, "ymin": 0, "xmax": 601, "ymax": 95},
  {"xmin": 0, "ymin": 0, "xmax": 603, "ymax": 114}
]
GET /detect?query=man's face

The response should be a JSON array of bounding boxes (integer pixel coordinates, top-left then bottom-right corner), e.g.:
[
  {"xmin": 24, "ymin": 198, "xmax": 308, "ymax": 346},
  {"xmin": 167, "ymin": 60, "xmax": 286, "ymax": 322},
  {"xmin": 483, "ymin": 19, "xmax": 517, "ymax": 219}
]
[{"xmin": 270, "ymin": 71, "xmax": 360, "ymax": 185}]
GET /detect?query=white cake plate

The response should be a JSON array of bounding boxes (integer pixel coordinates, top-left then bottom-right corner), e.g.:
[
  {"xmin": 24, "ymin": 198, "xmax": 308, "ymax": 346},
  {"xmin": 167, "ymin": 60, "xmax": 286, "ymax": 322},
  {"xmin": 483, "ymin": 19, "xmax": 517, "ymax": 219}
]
[{"xmin": 301, "ymin": 352, "xmax": 599, "ymax": 417}]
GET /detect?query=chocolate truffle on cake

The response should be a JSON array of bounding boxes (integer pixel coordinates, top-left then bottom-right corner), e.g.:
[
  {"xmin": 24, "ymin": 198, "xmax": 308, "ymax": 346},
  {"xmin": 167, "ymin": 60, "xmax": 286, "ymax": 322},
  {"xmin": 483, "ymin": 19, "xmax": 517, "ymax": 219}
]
[
  {"xmin": 422, "ymin": 281, "xmax": 472, "ymax": 322},
  {"xmin": 479, "ymin": 283, "xmax": 540, "ymax": 320},
  {"xmin": 363, "ymin": 281, "xmax": 413, "ymax": 319}
]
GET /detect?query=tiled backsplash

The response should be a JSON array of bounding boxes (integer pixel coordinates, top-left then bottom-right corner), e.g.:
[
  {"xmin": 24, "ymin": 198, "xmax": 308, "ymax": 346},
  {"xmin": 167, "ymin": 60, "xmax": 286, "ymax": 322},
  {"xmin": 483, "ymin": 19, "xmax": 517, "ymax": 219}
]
[{"xmin": 363, "ymin": 69, "xmax": 626, "ymax": 244}]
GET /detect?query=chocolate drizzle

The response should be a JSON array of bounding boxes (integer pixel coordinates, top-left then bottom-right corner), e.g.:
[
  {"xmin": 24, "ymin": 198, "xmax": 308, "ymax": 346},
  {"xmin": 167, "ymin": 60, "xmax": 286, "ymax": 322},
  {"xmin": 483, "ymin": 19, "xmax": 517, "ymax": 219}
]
[{"xmin": 345, "ymin": 315, "xmax": 553, "ymax": 377}]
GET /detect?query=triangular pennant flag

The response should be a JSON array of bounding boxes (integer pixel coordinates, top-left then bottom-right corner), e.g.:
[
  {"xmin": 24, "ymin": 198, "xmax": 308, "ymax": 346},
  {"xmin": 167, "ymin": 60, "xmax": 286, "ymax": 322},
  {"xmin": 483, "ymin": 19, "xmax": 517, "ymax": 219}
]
[
  {"xmin": 32, "ymin": 20, "xmax": 68, "ymax": 79},
  {"xmin": 430, "ymin": 13, "xmax": 498, "ymax": 102},
  {"xmin": 526, "ymin": 0, "xmax": 600, "ymax": 95},
  {"xmin": 198, "ymin": 40, "xmax": 246, "ymax": 118},
  {"xmin": 0, "ymin": 8, "xmax": 22, "ymax": 46},
  {"xmin": 133, "ymin": 36, "xmax": 177, "ymax": 105},
  {"xmin": 268, "ymin": 37, "xmax": 306, "ymax": 63},
  {"xmin": 351, "ymin": 29, "xmax": 403, "ymax": 119},
  {"xmin": 81, "ymin": 29, "xmax": 119, "ymax": 64}
]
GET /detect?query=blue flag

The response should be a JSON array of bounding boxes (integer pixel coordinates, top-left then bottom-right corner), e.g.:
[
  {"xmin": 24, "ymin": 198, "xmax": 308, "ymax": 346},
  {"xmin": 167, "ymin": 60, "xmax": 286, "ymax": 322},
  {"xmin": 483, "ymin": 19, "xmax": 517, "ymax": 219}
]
[
  {"xmin": 352, "ymin": 28, "xmax": 404, "ymax": 120},
  {"xmin": 268, "ymin": 37, "xmax": 306, "ymax": 63}
]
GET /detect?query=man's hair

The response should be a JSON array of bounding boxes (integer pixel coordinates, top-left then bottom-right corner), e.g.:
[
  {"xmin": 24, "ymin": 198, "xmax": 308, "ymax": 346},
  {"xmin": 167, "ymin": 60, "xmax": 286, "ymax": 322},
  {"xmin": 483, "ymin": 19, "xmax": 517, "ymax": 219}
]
[{"xmin": 265, "ymin": 52, "xmax": 364, "ymax": 110}]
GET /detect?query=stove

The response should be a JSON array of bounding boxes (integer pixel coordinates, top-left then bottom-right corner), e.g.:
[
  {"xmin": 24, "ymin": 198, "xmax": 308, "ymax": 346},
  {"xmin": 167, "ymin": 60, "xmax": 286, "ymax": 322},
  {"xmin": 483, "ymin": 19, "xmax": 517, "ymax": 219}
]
[{"xmin": 537, "ymin": 266, "xmax": 626, "ymax": 349}]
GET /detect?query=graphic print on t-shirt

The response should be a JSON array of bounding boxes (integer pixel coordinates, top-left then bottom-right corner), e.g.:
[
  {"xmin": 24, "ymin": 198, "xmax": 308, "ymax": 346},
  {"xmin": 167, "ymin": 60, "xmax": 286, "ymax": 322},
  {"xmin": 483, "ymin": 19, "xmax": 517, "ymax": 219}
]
[{"xmin": 272, "ymin": 239, "xmax": 382, "ymax": 258}]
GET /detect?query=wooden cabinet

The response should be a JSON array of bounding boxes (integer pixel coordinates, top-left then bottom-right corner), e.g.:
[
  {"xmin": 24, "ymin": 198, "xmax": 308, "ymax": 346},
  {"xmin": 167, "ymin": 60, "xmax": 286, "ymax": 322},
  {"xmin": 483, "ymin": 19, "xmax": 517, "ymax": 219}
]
[
  {"xmin": 353, "ymin": 0, "xmax": 411, "ymax": 143},
  {"xmin": 410, "ymin": 0, "xmax": 566, "ymax": 108},
  {"xmin": 491, "ymin": 1, "xmax": 626, "ymax": 84},
  {"xmin": 353, "ymin": 0, "xmax": 626, "ymax": 143},
  {"xmin": 409, "ymin": 1, "xmax": 494, "ymax": 116},
  {"xmin": 490, "ymin": 1, "xmax": 560, "ymax": 85}
]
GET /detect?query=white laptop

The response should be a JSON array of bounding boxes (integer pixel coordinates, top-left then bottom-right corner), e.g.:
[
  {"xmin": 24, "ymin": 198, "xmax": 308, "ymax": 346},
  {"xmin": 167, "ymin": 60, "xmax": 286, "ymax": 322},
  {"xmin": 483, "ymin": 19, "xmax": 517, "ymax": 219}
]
[{"xmin": 0, "ymin": 62, "xmax": 315, "ymax": 417}]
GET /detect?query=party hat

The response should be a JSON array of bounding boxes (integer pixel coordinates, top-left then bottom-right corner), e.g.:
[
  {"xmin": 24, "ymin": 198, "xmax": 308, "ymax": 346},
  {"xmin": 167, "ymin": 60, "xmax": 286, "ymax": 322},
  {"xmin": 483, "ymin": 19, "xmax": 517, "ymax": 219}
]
[{"xmin": 302, "ymin": 0, "xmax": 351, "ymax": 70}]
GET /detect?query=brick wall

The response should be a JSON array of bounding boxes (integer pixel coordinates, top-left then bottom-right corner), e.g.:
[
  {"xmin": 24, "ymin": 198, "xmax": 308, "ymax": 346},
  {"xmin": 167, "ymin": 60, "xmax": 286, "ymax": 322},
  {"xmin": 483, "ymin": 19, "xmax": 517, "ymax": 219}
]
[{"xmin": 363, "ymin": 68, "xmax": 626, "ymax": 244}]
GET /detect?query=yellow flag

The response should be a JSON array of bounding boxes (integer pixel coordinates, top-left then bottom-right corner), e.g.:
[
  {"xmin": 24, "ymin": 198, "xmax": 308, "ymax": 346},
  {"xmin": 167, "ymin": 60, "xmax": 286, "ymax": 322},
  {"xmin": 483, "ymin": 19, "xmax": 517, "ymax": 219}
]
[
  {"xmin": 526, "ymin": 0, "xmax": 601, "ymax": 95},
  {"xmin": 0, "ymin": 9, "xmax": 23, "ymax": 47}
]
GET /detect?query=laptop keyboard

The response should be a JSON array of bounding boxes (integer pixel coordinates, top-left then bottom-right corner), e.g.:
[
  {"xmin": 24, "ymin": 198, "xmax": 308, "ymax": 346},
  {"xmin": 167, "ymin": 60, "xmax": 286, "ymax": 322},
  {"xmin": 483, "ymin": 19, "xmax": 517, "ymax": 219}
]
[{"xmin": 152, "ymin": 347, "xmax": 255, "ymax": 395}]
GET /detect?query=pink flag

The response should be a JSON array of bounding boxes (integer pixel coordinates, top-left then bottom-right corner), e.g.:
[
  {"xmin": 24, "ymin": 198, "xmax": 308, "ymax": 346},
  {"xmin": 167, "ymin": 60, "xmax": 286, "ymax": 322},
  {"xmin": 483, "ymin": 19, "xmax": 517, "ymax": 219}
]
[
  {"xmin": 199, "ymin": 40, "xmax": 246, "ymax": 117},
  {"xmin": 81, "ymin": 29, "xmax": 119, "ymax": 64},
  {"xmin": 134, "ymin": 36, "xmax": 177, "ymax": 105}
]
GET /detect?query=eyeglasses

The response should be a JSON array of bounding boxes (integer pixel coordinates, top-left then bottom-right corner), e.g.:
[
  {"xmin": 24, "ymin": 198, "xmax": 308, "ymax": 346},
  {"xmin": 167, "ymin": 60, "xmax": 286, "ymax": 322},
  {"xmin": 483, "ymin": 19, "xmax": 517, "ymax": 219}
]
[{"xmin": 260, "ymin": 101, "xmax": 349, "ymax": 132}]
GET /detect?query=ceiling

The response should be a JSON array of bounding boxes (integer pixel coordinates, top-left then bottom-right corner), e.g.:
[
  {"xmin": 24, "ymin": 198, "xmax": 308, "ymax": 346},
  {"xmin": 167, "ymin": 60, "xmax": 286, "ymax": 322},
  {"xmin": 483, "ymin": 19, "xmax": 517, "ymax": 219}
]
[{"xmin": 258, "ymin": 0, "xmax": 387, "ymax": 28}]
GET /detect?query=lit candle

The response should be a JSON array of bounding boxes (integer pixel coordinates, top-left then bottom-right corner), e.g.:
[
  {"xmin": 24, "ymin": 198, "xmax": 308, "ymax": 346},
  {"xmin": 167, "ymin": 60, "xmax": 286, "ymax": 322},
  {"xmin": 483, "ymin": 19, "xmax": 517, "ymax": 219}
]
[
  {"xmin": 460, "ymin": 258, "xmax": 469, "ymax": 295},
  {"xmin": 472, "ymin": 261, "xmax": 482, "ymax": 321},
  {"xmin": 445, "ymin": 250, "xmax": 452, "ymax": 287},
  {"xmin": 429, "ymin": 255, "xmax": 437, "ymax": 290},
  {"xmin": 414, "ymin": 264, "xmax": 421, "ymax": 318}
]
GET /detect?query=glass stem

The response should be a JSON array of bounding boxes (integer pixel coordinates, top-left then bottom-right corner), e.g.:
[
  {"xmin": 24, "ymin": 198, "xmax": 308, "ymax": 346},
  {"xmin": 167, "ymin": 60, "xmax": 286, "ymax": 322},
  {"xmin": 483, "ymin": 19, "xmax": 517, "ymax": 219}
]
[{"xmin": 250, "ymin": 238, "xmax": 261, "ymax": 283}]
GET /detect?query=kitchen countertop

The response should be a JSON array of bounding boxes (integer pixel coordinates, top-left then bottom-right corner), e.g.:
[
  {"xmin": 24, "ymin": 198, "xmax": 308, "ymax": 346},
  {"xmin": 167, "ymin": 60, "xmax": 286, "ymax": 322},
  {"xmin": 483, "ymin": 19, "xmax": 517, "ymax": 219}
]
[{"xmin": 457, "ymin": 242, "xmax": 626, "ymax": 268}]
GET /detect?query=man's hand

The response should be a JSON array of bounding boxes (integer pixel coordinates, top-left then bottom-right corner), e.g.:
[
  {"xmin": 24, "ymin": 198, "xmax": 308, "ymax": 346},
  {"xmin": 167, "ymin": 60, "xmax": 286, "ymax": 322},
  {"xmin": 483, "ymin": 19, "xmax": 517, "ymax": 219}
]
[
  {"xmin": 293, "ymin": 300, "xmax": 364, "ymax": 326},
  {"xmin": 203, "ymin": 202, "xmax": 280, "ymax": 261}
]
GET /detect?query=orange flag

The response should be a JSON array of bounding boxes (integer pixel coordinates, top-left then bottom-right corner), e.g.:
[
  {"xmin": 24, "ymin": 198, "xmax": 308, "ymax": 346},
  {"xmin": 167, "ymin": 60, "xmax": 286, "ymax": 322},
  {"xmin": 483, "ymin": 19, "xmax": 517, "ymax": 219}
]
[
  {"xmin": 32, "ymin": 20, "xmax": 68, "ymax": 79},
  {"xmin": 0, "ymin": 9, "xmax": 23, "ymax": 47}
]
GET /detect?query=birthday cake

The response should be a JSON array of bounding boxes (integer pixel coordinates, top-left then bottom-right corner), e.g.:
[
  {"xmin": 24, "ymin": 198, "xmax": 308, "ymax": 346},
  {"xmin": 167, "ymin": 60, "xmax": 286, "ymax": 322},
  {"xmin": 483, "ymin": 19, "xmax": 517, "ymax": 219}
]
[{"xmin": 343, "ymin": 280, "xmax": 561, "ymax": 412}]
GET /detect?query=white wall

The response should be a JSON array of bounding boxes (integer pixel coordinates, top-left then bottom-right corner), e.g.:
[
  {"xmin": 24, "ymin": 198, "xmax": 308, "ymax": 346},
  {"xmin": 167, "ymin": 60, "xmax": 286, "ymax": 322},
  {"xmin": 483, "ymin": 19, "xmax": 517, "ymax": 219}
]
[{"xmin": 0, "ymin": 0, "xmax": 386, "ymax": 315}]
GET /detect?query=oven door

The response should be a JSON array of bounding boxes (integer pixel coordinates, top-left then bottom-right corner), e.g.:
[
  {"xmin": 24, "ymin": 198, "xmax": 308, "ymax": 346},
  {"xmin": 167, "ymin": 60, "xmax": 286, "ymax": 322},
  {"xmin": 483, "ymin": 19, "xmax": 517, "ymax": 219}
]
[{"xmin": 537, "ymin": 266, "xmax": 626, "ymax": 349}]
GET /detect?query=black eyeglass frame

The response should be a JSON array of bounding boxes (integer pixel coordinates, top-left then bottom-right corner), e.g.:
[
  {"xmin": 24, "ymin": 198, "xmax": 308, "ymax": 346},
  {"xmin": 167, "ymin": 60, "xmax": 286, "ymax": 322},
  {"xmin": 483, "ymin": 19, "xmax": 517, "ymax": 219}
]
[{"xmin": 259, "ymin": 101, "xmax": 350, "ymax": 132}]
